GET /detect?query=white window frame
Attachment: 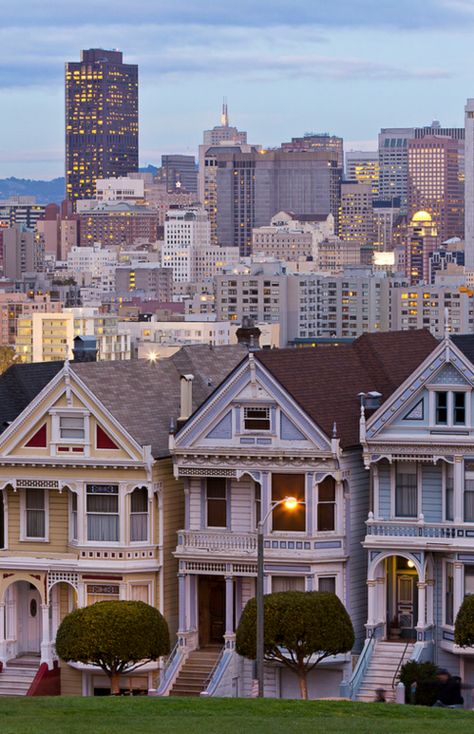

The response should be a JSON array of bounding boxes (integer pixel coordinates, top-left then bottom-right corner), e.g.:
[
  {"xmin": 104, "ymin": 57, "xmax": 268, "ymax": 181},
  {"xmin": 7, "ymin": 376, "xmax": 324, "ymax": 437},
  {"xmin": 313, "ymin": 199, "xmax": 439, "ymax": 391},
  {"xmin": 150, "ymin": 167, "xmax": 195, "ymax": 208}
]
[
  {"xmin": 428, "ymin": 386, "xmax": 471, "ymax": 428},
  {"xmin": 442, "ymin": 462, "xmax": 454, "ymax": 522},
  {"xmin": 20, "ymin": 488, "xmax": 49, "ymax": 542},
  {"xmin": 242, "ymin": 405, "xmax": 271, "ymax": 433},
  {"xmin": 69, "ymin": 491, "xmax": 78, "ymax": 543},
  {"xmin": 129, "ymin": 487, "xmax": 149, "ymax": 544},
  {"xmin": 86, "ymin": 484, "xmax": 120, "ymax": 544},
  {"xmin": 443, "ymin": 560, "xmax": 455, "ymax": 628},
  {"xmin": 50, "ymin": 409, "xmax": 91, "ymax": 456},
  {"xmin": 391, "ymin": 462, "xmax": 421, "ymax": 520}
]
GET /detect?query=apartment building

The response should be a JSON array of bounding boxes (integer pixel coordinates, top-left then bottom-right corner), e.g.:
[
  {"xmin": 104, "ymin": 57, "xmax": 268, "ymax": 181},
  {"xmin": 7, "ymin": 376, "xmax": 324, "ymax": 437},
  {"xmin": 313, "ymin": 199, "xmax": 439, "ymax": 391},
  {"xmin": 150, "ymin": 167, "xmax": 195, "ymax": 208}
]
[
  {"xmin": 252, "ymin": 211, "xmax": 334, "ymax": 261},
  {"xmin": 0, "ymin": 294, "xmax": 63, "ymax": 347}
]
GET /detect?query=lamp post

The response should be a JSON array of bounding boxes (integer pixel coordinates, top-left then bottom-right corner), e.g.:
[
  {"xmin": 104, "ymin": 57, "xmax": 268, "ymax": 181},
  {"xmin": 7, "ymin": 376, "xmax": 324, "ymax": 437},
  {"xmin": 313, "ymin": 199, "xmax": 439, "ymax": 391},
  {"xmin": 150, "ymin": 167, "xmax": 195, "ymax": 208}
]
[{"xmin": 256, "ymin": 495, "xmax": 302, "ymax": 698}]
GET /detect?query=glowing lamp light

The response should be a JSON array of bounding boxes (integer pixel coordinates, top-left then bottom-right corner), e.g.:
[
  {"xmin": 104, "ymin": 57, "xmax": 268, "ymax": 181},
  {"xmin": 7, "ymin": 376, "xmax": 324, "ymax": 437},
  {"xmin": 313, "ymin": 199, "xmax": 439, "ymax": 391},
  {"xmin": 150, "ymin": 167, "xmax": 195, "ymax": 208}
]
[
  {"xmin": 148, "ymin": 351, "xmax": 157, "ymax": 363},
  {"xmin": 407, "ymin": 560, "xmax": 415, "ymax": 569},
  {"xmin": 283, "ymin": 496, "xmax": 299, "ymax": 511}
]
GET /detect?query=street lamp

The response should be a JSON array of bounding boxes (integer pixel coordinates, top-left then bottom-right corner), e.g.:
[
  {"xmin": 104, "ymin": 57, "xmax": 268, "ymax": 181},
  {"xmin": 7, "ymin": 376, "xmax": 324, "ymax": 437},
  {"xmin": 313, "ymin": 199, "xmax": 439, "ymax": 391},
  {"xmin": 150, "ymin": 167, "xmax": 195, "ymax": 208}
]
[{"xmin": 256, "ymin": 495, "xmax": 303, "ymax": 697}]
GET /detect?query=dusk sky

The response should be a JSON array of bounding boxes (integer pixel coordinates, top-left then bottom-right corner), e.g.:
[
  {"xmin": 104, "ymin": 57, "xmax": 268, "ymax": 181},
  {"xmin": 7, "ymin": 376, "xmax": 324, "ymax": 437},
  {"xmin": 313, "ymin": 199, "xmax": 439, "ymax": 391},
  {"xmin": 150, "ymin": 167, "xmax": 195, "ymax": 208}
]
[{"xmin": 3, "ymin": 0, "xmax": 474, "ymax": 179}]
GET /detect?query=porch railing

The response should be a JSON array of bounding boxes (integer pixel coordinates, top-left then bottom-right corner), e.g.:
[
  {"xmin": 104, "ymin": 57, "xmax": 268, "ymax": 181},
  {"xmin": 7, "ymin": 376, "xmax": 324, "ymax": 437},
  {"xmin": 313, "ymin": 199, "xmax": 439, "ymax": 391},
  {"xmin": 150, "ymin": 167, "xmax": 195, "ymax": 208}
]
[
  {"xmin": 177, "ymin": 530, "xmax": 257, "ymax": 553},
  {"xmin": 155, "ymin": 642, "xmax": 184, "ymax": 696},
  {"xmin": 200, "ymin": 647, "xmax": 232, "ymax": 697},
  {"xmin": 343, "ymin": 629, "xmax": 376, "ymax": 701},
  {"xmin": 366, "ymin": 518, "xmax": 472, "ymax": 540}
]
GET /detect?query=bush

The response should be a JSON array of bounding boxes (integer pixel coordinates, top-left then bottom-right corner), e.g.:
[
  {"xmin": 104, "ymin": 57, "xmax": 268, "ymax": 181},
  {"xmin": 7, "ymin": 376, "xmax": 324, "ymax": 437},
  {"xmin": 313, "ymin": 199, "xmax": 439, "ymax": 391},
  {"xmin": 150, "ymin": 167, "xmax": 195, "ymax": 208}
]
[
  {"xmin": 236, "ymin": 591, "xmax": 354, "ymax": 699},
  {"xmin": 399, "ymin": 660, "xmax": 439, "ymax": 706},
  {"xmin": 455, "ymin": 594, "xmax": 474, "ymax": 648},
  {"xmin": 56, "ymin": 600, "xmax": 170, "ymax": 694}
]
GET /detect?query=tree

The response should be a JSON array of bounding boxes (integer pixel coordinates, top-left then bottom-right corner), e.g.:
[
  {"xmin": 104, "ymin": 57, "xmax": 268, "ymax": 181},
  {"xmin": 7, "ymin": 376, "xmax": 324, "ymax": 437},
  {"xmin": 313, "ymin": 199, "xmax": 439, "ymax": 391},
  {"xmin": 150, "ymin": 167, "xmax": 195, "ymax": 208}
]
[
  {"xmin": 235, "ymin": 591, "xmax": 354, "ymax": 700},
  {"xmin": 55, "ymin": 600, "xmax": 170, "ymax": 695},
  {"xmin": 455, "ymin": 593, "xmax": 474, "ymax": 648}
]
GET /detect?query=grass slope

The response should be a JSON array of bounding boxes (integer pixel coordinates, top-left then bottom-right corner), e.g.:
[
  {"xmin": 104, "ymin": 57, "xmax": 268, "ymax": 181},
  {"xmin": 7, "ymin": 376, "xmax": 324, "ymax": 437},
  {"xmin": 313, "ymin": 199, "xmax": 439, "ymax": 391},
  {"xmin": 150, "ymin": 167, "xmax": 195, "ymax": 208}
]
[{"xmin": 0, "ymin": 697, "xmax": 473, "ymax": 734}]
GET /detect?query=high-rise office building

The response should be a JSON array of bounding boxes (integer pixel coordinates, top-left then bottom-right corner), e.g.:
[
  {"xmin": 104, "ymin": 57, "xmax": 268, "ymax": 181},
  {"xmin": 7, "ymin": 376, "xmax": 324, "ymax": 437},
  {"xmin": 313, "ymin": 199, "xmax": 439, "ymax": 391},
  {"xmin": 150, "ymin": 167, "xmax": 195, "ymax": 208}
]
[
  {"xmin": 378, "ymin": 128, "xmax": 415, "ymax": 212},
  {"xmin": 339, "ymin": 182, "xmax": 374, "ymax": 245},
  {"xmin": 65, "ymin": 49, "xmax": 139, "ymax": 205},
  {"xmin": 281, "ymin": 133, "xmax": 344, "ymax": 167},
  {"xmin": 159, "ymin": 155, "xmax": 198, "ymax": 194},
  {"xmin": 202, "ymin": 102, "xmax": 247, "ymax": 147},
  {"xmin": 465, "ymin": 99, "xmax": 474, "ymax": 270},
  {"xmin": 345, "ymin": 151, "xmax": 379, "ymax": 193},
  {"xmin": 408, "ymin": 135, "xmax": 464, "ymax": 243}
]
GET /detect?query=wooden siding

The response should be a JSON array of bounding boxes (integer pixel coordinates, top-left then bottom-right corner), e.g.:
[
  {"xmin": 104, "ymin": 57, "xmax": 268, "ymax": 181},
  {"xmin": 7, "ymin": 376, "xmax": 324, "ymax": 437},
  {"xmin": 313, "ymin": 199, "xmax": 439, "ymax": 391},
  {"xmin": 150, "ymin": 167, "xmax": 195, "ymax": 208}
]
[
  {"xmin": 60, "ymin": 664, "xmax": 82, "ymax": 695},
  {"xmin": 160, "ymin": 459, "xmax": 184, "ymax": 642},
  {"xmin": 230, "ymin": 477, "xmax": 253, "ymax": 532},
  {"xmin": 7, "ymin": 487, "xmax": 69, "ymax": 553},
  {"xmin": 378, "ymin": 462, "xmax": 391, "ymax": 519}
]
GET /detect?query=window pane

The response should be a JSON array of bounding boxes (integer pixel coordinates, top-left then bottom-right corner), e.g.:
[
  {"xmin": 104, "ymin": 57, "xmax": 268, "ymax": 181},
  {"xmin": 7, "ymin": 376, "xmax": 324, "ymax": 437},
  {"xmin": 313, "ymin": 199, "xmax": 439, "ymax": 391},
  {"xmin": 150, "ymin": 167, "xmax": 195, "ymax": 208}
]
[
  {"xmin": 87, "ymin": 494, "xmax": 118, "ymax": 513},
  {"xmin": 272, "ymin": 474, "xmax": 305, "ymax": 531},
  {"xmin": 60, "ymin": 416, "xmax": 84, "ymax": 439},
  {"xmin": 319, "ymin": 577, "xmax": 336, "ymax": 593},
  {"xmin": 207, "ymin": 478, "xmax": 226, "ymax": 499},
  {"xmin": 465, "ymin": 484, "xmax": 474, "ymax": 522},
  {"xmin": 131, "ymin": 487, "xmax": 148, "ymax": 512},
  {"xmin": 317, "ymin": 503, "xmax": 335, "ymax": 531},
  {"xmin": 454, "ymin": 392, "xmax": 466, "ymax": 425},
  {"xmin": 207, "ymin": 499, "xmax": 227, "ymax": 527},
  {"xmin": 87, "ymin": 514, "xmax": 119, "ymax": 542},
  {"xmin": 131, "ymin": 513, "xmax": 148, "ymax": 542},
  {"xmin": 446, "ymin": 563, "xmax": 454, "ymax": 625},
  {"xmin": 446, "ymin": 464, "xmax": 453, "ymax": 521},
  {"xmin": 272, "ymin": 576, "xmax": 305, "ymax": 592},
  {"xmin": 435, "ymin": 392, "xmax": 448, "ymax": 425},
  {"xmin": 465, "ymin": 565, "xmax": 474, "ymax": 596},
  {"xmin": 318, "ymin": 477, "xmax": 335, "ymax": 502},
  {"xmin": 26, "ymin": 489, "xmax": 44, "ymax": 510},
  {"xmin": 396, "ymin": 463, "xmax": 417, "ymax": 517},
  {"xmin": 27, "ymin": 510, "xmax": 45, "ymax": 538},
  {"xmin": 244, "ymin": 407, "xmax": 270, "ymax": 431}
]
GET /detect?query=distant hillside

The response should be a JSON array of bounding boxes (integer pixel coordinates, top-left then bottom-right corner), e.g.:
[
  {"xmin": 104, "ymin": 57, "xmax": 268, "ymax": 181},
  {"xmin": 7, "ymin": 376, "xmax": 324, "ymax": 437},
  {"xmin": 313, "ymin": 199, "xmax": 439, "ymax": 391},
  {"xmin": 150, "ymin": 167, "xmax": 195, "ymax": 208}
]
[
  {"xmin": 0, "ymin": 177, "xmax": 65, "ymax": 205},
  {"xmin": 0, "ymin": 166, "xmax": 160, "ymax": 206}
]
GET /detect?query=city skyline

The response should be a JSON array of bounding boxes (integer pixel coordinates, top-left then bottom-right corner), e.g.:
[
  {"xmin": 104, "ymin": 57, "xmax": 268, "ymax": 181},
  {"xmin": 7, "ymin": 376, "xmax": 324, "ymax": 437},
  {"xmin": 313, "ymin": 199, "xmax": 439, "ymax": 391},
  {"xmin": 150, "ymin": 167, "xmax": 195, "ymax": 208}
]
[{"xmin": 3, "ymin": 0, "xmax": 474, "ymax": 178}]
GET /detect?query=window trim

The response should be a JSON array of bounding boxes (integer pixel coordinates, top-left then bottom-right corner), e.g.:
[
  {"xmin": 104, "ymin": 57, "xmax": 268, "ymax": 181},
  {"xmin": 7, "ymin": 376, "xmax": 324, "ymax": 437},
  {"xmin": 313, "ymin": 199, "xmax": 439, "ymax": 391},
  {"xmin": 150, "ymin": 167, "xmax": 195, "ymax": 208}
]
[
  {"xmin": 316, "ymin": 476, "xmax": 336, "ymax": 533},
  {"xmin": 242, "ymin": 405, "xmax": 271, "ymax": 433},
  {"xmin": 50, "ymin": 409, "xmax": 91, "ymax": 455},
  {"xmin": 443, "ymin": 461, "xmax": 454, "ymax": 522},
  {"xmin": 129, "ymin": 486, "xmax": 149, "ymax": 544},
  {"xmin": 86, "ymin": 483, "xmax": 120, "ymax": 544},
  {"xmin": 428, "ymin": 386, "xmax": 471, "ymax": 429},
  {"xmin": 20, "ymin": 487, "xmax": 49, "ymax": 542},
  {"xmin": 205, "ymin": 477, "xmax": 228, "ymax": 529},
  {"xmin": 443, "ymin": 560, "xmax": 454, "ymax": 628}
]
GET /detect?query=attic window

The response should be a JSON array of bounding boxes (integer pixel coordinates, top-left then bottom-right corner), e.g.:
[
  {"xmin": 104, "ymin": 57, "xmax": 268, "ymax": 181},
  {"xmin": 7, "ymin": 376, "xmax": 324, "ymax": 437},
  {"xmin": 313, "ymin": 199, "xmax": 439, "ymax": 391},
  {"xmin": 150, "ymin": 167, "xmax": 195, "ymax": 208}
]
[
  {"xmin": 244, "ymin": 406, "xmax": 270, "ymax": 431},
  {"xmin": 60, "ymin": 416, "xmax": 85, "ymax": 440}
]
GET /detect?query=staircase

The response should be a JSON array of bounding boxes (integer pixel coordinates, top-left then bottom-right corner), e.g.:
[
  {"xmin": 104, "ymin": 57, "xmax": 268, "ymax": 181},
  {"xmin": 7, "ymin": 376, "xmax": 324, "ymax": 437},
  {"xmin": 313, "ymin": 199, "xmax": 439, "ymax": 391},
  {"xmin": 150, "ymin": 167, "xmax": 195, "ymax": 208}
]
[
  {"xmin": 0, "ymin": 657, "xmax": 40, "ymax": 696},
  {"xmin": 356, "ymin": 640, "xmax": 414, "ymax": 702},
  {"xmin": 169, "ymin": 647, "xmax": 221, "ymax": 697}
]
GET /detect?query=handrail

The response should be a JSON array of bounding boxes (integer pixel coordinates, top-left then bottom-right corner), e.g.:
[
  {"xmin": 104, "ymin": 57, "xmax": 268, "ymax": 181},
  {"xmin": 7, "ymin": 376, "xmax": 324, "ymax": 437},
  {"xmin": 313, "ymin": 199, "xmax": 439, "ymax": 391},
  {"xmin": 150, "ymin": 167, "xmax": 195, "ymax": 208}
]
[
  {"xmin": 155, "ymin": 641, "xmax": 183, "ymax": 696},
  {"xmin": 347, "ymin": 629, "xmax": 376, "ymax": 700},
  {"xmin": 201, "ymin": 646, "xmax": 231, "ymax": 697},
  {"xmin": 391, "ymin": 640, "xmax": 411, "ymax": 690}
]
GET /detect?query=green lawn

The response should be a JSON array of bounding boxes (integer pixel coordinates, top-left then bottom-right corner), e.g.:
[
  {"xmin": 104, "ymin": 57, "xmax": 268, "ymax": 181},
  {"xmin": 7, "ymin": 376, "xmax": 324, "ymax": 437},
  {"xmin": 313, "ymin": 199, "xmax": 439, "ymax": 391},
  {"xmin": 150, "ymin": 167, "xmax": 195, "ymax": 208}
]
[{"xmin": 0, "ymin": 697, "xmax": 473, "ymax": 734}]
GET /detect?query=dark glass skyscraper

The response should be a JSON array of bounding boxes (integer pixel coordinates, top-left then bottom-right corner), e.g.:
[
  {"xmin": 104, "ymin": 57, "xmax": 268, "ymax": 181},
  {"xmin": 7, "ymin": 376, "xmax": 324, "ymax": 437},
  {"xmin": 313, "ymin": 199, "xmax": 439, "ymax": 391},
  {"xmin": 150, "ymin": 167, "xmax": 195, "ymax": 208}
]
[{"xmin": 65, "ymin": 49, "xmax": 138, "ymax": 205}]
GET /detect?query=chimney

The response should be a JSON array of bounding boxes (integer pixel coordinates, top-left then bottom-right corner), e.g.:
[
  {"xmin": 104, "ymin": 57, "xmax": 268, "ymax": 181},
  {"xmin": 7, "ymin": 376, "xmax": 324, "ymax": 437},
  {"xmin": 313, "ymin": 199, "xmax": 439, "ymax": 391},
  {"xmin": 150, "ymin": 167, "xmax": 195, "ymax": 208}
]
[
  {"xmin": 179, "ymin": 374, "xmax": 194, "ymax": 423},
  {"xmin": 365, "ymin": 391, "xmax": 382, "ymax": 410},
  {"xmin": 235, "ymin": 316, "xmax": 261, "ymax": 351},
  {"xmin": 72, "ymin": 335, "xmax": 98, "ymax": 362}
]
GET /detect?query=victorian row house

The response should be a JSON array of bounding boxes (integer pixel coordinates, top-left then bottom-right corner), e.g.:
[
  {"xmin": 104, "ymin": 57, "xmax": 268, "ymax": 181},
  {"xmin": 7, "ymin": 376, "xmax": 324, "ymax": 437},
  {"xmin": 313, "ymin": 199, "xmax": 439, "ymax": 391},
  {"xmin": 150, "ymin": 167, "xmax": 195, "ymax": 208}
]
[
  {"xmin": 3, "ymin": 328, "xmax": 474, "ymax": 700},
  {"xmin": 0, "ymin": 344, "xmax": 245, "ymax": 695}
]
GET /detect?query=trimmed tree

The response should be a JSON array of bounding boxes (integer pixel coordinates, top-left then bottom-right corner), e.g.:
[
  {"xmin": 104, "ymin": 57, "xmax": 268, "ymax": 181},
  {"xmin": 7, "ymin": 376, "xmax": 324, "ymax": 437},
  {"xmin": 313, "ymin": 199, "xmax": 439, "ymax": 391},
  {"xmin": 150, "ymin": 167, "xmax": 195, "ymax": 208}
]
[
  {"xmin": 455, "ymin": 593, "xmax": 474, "ymax": 648},
  {"xmin": 55, "ymin": 600, "xmax": 170, "ymax": 695},
  {"xmin": 236, "ymin": 591, "xmax": 354, "ymax": 699}
]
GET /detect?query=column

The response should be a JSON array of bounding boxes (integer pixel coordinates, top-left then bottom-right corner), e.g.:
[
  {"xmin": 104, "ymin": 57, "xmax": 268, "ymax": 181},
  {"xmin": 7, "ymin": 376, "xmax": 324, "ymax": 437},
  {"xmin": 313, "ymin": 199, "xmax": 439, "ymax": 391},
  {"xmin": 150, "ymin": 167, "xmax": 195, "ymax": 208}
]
[
  {"xmin": 453, "ymin": 456, "xmax": 463, "ymax": 524},
  {"xmin": 454, "ymin": 562, "xmax": 464, "ymax": 621},
  {"xmin": 305, "ymin": 473, "xmax": 314, "ymax": 536},
  {"xmin": 224, "ymin": 576, "xmax": 235, "ymax": 649},
  {"xmin": 40, "ymin": 604, "xmax": 52, "ymax": 668},
  {"xmin": 367, "ymin": 580, "xmax": 377, "ymax": 627},
  {"xmin": 178, "ymin": 574, "xmax": 186, "ymax": 633},
  {"xmin": 416, "ymin": 582, "xmax": 427, "ymax": 630},
  {"xmin": 0, "ymin": 603, "xmax": 6, "ymax": 666},
  {"xmin": 426, "ymin": 580, "xmax": 435, "ymax": 627}
]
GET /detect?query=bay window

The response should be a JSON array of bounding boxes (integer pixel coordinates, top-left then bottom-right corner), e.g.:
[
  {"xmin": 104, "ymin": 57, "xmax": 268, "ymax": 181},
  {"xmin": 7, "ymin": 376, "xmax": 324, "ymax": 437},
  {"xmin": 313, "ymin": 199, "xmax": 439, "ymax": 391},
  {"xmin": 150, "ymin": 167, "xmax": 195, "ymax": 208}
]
[
  {"xmin": 87, "ymin": 484, "xmax": 119, "ymax": 542},
  {"xmin": 206, "ymin": 478, "xmax": 227, "ymax": 528},
  {"xmin": 25, "ymin": 489, "xmax": 46, "ymax": 539},
  {"xmin": 317, "ymin": 477, "xmax": 336, "ymax": 532},
  {"xmin": 130, "ymin": 487, "xmax": 148, "ymax": 542},
  {"xmin": 272, "ymin": 473, "xmax": 305, "ymax": 532},
  {"xmin": 395, "ymin": 462, "xmax": 418, "ymax": 518}
]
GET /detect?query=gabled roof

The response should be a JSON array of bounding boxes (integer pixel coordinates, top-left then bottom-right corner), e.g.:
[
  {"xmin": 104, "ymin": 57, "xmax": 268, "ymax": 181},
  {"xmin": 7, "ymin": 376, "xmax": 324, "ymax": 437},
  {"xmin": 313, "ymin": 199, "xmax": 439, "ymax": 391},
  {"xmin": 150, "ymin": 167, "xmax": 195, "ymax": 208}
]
[
  {"xmin": 0, "ymin": 345, "xmax": 247, "ymax": 458},
  {"xmin": 255, "ymin": 330, "xmax": 438, "ymax": 449}
]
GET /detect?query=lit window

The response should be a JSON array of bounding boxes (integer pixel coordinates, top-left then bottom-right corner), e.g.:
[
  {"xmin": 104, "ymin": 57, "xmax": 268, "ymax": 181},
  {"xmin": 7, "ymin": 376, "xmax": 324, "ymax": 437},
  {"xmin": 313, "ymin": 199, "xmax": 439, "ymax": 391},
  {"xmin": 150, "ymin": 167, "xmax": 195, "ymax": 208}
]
[{"xmin": 272, "ymin": 474, "xmax": 305, "ymax": 532}]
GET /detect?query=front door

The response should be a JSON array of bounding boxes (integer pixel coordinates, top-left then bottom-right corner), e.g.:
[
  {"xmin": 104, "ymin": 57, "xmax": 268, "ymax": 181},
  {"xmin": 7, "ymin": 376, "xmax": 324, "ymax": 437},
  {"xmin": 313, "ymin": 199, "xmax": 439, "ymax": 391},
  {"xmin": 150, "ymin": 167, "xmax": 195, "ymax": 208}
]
[
  {"xmin": 198, "ymin": 576, "xmax": 225, "ymax": 647},
  {"xmin": 397, "ymin": 575, "xmax": 415, "ymax": 637},
  {"xmin": 19, "ymin": 584, "xmax": 41, "ymax": 654}
]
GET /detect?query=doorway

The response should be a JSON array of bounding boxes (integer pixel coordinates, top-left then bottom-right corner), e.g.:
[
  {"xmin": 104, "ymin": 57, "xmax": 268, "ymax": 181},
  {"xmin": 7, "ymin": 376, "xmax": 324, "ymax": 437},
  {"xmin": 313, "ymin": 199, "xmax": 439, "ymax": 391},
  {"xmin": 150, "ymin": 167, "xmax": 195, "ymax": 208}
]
[
  {"xmin": 386, "ymin": 556, "xmax": 418, "ymax": 640},
  {"xmin": 198, "ymin": 576, "xmax": 225, "ymax": 647},
  {"xmin": 17, "ymin": 582, "xmax": 41, "ymax": 655}
]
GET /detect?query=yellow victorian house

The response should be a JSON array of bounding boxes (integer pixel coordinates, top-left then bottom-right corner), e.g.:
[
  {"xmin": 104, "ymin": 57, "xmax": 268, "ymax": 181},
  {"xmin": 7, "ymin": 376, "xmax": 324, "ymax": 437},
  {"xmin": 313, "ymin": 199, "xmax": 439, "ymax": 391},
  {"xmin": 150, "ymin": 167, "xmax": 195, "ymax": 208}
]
[{"xmin": 0, "ymin": 343, "xmax": 245, "ymax": 695}]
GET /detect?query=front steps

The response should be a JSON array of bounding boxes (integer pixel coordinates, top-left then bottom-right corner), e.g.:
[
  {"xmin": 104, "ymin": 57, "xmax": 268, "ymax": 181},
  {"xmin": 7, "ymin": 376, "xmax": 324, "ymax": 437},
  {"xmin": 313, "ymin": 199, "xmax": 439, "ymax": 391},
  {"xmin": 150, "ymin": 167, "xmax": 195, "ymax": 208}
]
[
  {"xmin": 0, "ymin": 656, "xmax": 40, "ymax": 696},
  {"xmin": 169, "ymin": 647, "xmax": 221, "ymax": 697},
  {"xmin": 356, "ymin": 640, "xmax": 414, "ymax": 703}
]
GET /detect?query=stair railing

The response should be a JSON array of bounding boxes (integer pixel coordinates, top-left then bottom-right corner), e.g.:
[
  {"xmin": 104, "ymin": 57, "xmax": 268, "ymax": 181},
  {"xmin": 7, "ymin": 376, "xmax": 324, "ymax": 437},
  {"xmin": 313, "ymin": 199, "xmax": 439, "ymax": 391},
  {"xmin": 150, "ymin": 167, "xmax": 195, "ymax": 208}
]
[
  {"xmin": 345, "ymin": 629, "xmax": 376, "ymax": 701},
  {"xmin": 155, "ymin": 641, "xmax": 184, "ymax": 696},
  {"xmin": 201, "ymin": 646, "xmax": 232, "ymax": 697},
  {"xmin": 391, "ymin": 640, "xmax": 411, "ymax": 692}
]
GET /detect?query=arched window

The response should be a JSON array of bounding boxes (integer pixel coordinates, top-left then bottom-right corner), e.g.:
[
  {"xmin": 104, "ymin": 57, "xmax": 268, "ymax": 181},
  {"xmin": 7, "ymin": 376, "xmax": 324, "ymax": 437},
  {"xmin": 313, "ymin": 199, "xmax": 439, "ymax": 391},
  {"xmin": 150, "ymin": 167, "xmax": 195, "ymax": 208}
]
[{"xmin": 130, "ymin": 487, "xmax": 148, "ymax": 542}]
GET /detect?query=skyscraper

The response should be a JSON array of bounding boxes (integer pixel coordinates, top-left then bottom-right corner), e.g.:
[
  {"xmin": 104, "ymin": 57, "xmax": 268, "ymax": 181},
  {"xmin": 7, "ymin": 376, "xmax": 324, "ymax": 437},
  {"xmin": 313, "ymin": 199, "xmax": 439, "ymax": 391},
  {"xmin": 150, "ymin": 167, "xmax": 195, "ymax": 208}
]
[
  {"xmin": 465, "ymin": 99, "xmax": 474, "ymax": 270},
  {"xmin": 65, "ymin": 49, "xmax": 138, "ymax": 205}
]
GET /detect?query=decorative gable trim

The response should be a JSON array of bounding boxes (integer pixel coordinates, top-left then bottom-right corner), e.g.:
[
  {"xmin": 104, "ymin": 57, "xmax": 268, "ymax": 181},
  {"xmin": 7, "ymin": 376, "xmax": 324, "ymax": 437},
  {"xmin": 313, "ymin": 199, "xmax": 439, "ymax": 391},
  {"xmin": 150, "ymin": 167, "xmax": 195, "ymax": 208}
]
[
  {"xmin": 96, "ymin": 424, "xmax": 120, "ymax": 450},
  {"xmin": 403, "ymin": 399, "xmax": 424, "ymax": 421},
  {"xmin": 205, "ymin": 411, "xmax": 233, "ymax": 440},
  {"xmin": 280, "ymin": 412, "xmax": 306, "ymax": 441},
  {"xmin": 366, "ymin": 338, "xmax": 474, "ymax": 440}
]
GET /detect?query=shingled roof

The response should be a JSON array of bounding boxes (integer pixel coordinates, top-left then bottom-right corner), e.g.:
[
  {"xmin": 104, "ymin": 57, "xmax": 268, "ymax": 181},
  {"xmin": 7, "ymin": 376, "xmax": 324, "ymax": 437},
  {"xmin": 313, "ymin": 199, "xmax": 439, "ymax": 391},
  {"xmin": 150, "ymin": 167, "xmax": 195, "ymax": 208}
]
[
  {"xmin": 0, "ymin": 345, "xmax": 248, "ymax": 458},
  {"xmin": 255, "ymin": 329, "xmax": 438, "ymax": 449}
]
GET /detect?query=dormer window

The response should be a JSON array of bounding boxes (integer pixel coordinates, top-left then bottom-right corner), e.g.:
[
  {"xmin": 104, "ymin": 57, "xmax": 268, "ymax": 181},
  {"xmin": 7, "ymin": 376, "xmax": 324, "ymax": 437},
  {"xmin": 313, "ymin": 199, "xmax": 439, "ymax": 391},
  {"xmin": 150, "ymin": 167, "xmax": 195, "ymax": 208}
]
[
  {"xmin": 434, "ymin": 391, "xmax": 466, "ymax": 427},
  {"xmin": 244, "ymin": 406, "xmax": 270, "ymax": 431}
]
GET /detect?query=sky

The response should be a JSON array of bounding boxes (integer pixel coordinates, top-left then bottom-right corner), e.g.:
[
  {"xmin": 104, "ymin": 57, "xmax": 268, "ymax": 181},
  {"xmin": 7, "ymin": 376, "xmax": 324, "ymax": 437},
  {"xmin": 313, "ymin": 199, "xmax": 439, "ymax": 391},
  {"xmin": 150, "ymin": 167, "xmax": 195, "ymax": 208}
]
[{"xmin": 2, "ymin": 0, "xmax": 474, "ymax": 178}]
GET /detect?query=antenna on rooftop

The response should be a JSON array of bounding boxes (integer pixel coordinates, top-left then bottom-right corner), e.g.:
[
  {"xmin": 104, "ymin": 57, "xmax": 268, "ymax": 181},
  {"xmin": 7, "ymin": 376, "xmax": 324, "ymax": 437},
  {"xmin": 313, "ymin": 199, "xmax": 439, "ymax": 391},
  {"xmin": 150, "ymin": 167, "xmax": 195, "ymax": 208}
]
[{"xmin": 220, "ymin": 97, "xmax": 229, "ymax": 127}]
